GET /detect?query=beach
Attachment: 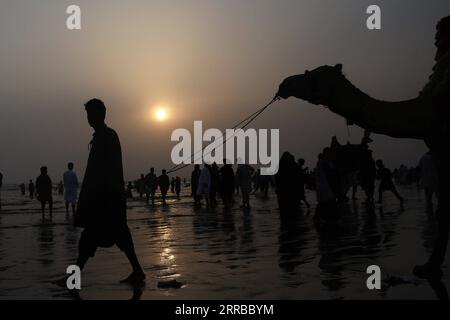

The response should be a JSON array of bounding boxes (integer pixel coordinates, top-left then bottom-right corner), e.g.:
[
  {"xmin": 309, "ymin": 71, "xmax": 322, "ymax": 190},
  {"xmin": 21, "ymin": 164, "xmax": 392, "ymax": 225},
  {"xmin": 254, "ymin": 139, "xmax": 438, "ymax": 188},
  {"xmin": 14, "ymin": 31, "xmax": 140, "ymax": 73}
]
[{"xmin": 0, "ymin": 184, "xmax": 447, "ymax": 300}]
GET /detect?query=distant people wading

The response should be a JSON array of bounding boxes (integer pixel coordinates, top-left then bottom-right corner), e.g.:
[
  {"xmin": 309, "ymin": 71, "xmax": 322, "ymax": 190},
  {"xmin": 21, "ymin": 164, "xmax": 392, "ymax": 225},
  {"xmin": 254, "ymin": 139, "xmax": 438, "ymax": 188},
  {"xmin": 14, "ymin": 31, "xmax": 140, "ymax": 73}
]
[
  {"xmin": 138, "ymin": 174, "xmax": 145, "ymax": 199},
  {"xmin": 236, "ymin": 163, "xmax": 254, "ymax": 210},
  {"xmin": 297, "ymin": 158, "xmax": 311, "ymax": 209},
  {"xmin": 314, "ymin": 150, "xmax": 338, "ymax": 213},
  {"xmin": 275, "ymin": 152, "xmax": 302, "ymax": 213},
  {"xmin": 191, "ymin": 165, "xmax": 201, "ymax": 206},
  {"xmin": 209, "ymin": 163, "xmax": 219, "ymax": 207},
  {"xmin": 28, "ymin": 179, "xmax": 35, "ymax": 199},
  {"xmin": 376, "ymin": 160, "xmax": 404, "ymax": 205},
  {"xmin": 57, "ymin": 181, "xmax": 64, "ymax": 195},
  {"xmin": 197, "ymin": 164, "xmax": 211, "ymax": 208},
  {"xmin": 73, "ymin": 99, "xmax": 145, "ymax": 284},
  {"xmin": 175, "ymin": 176, "xmax": 181, "ymax": 200},
  {"xmin": 36, "ymin": 166, "xmax": 53, "ymax": 217},
  {"xmin": 219, "ymin": 160, "xmax": 235, "ymax": 209},
  {"xmin": 63, "ymin": 162, "xmax": 79, "ymax": 215},
  {"xmin": 20, "ymin": 183, "xmax": 26, "ymax": 196},
  {"xmin": 359, "ymin": 149, "xmax": 376, "ymax": 204}
]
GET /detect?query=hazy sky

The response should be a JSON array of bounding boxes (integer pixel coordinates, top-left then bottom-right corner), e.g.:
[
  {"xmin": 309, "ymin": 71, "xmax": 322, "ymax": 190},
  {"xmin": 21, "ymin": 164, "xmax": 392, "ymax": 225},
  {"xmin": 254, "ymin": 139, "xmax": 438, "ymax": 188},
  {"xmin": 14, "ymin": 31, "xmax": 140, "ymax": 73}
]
[{"xmin": 1, "ymin": 0, "xmax": 449, "ymax": 183}]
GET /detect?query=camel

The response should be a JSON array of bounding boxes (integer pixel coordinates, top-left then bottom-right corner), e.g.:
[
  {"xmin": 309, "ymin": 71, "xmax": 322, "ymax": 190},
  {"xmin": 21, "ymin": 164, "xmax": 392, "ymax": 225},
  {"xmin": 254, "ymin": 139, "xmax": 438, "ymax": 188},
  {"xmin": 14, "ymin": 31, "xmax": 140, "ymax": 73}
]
[
  {"xmin": 277, "ymin": 63, "xmax": 450, "ymax": 280},
  {"xmin": 277, "ymin": 64, "xmax": 444, "ymax": 141}
]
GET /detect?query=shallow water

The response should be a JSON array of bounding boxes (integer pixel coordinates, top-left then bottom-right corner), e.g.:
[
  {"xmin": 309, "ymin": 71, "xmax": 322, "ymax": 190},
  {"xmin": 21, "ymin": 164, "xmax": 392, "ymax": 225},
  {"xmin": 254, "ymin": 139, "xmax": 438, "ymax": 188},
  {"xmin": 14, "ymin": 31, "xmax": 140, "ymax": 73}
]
[{"xmin": 0, "ymin": 185, "xmax": 448, "ymax": 300}]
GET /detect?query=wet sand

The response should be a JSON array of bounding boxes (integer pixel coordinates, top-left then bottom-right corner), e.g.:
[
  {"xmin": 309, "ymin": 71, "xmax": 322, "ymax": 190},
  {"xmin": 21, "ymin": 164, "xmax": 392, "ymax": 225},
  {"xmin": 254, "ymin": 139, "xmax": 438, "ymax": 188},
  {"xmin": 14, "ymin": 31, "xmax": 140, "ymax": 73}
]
[{"xmin": 0, "ymin": 185, "xmax": 448, "ymax": 300}]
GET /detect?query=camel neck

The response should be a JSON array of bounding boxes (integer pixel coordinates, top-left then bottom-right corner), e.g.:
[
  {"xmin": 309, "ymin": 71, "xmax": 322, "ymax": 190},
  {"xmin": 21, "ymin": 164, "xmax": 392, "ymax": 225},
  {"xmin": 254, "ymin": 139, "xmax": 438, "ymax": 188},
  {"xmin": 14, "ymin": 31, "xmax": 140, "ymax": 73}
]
[{"xmin": 325, "ymin": 76, "xmax": 371, "ymax": 112}]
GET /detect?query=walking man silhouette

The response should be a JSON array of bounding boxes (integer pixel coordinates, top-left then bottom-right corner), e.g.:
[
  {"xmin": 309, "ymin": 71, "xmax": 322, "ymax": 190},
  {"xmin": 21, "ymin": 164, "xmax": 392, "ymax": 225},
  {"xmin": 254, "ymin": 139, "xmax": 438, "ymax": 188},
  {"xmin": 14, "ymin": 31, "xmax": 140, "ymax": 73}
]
[{"xmin": 74, "ymin": 99, "xmax": 145, "ymax": 284}]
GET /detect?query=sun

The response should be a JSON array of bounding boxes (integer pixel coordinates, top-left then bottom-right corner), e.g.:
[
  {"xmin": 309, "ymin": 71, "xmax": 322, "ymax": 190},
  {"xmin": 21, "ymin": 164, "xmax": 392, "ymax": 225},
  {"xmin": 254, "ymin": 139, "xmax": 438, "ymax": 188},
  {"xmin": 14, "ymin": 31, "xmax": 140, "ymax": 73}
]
[{"xmin": 154, "ymin": 108, "xmax": 168, "ymax": 122}]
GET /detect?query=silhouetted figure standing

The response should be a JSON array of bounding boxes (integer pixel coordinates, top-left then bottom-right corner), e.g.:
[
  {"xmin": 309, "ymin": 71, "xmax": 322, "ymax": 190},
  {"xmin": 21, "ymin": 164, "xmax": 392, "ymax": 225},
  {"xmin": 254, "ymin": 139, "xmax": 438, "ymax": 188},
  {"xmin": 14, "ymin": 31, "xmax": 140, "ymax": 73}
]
[
  {"xmin": 197, "ymin": 164, "xmax": 211, "ymax": 208},
  {"xmin": 74, "ymin": 98, "xmax": 145, "ymax": 284},
  {"xmin": 419, "ymin": 151, "xmax": 439, "ymax": 214},
  {"xmin": 57, "ymin": 181, "xmax": 64, "ymax": 195},
  {"xmin": 209, "ymin": 163, "xmax": 219, "ymax": 207},
  {"xmin": 298, "ymin": 158, "xmax": 311, "ymax": 208},
  {"xmin": 191, "ymin": 165, "xmax": 201, "ymax": 206},
  {"xmin": 144, "ymin": 168, "xmax": 158, "ymax": 205},
  {"xmin": 359, "ymin": 150, "xmax": 376, "ymax": 204},
  {"xmin": 275, "ymin": 152, "xmax": 301, "ymax": 213},
  {"xmin": 158, "ymin": 169, "xmax": 170, "ymax": 205},
  {"xmin": 258, "ymin": 170, "xmax": 270, "ymax": 198},
  {"xmin": 376, "ymin": 160, "xmax": 403, "ymax": 205},
  {"xmin": 252, "ymin": 169, "xmax": 260, "ymax": 194},
  {"xmin": 236, "ymin": 163, "xmax": 254, "ymax": 210},
  {"xmin": 170, "ymin": 177, "xmax": 176, "ymax": 193},
  {"xmin": 20, "ymin": 183, "xmax": 26, "ymax": 196},
  {"xmin": 315, "ymin": 151, "xmax": 338, "ymax": 215},
  {"xmin": 63, "ymin": 162, "xmax": 79, "ymax": 215},
  {"xmin": 126, "ymin": 182, "xmax": 133, "ymax": 199},
  {"xmin": 36, "ymin": 166, "xmax": 53, "ymax": 217},
  {"xmin": 175, "ymin": 176, "xmax": 181, "ymax": 200},
  {"xmin": 138, "ymin": 174, "xmax": 145, "ymax": 199},
  {"xmin": 219, "ymin": 160, "xmax": 235, "ymax": 209},
  {"xmin": 28, "ymin": 180, "xmax": 35, "ymax": 199}
]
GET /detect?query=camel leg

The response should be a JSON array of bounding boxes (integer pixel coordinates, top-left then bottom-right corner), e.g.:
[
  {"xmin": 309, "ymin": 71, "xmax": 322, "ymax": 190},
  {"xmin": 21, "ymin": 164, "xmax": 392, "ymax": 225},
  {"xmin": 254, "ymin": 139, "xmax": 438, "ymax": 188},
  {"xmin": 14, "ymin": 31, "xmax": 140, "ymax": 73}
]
[
  {"xmin": 415, "ymin": 149, "xmax": 450, "ymax": 279},
  {"xmin": 429, "ymin": 150, "xmax": 450, "ymax": 266}
]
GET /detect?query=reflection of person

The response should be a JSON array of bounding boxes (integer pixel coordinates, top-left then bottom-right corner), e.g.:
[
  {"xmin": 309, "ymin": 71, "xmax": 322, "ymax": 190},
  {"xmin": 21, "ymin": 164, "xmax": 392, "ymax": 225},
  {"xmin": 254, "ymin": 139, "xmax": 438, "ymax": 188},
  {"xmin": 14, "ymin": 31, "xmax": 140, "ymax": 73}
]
[
  {"xmin": 36, "ymin": 166, "xmax": 53, "ymax": 217},
  {"xmin": 63, "ymin": 162, "xmax": 79, "ymax": 215},
  {"xmin": 74, "ymin": 99, "xmax": 145, "ymax": 284}
]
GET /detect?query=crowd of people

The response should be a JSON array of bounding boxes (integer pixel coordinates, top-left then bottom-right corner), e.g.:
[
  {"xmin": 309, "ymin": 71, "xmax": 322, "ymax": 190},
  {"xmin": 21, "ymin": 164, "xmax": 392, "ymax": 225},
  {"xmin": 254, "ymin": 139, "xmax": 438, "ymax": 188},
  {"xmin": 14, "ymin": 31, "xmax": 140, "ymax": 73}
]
[
  {"xmin": 126, "ymin": 160, "xmax": 275, "ymax": 211},
  {"xmin": 2, "ymin": 136, "xmax": 439, "ymax": 219},
  {"xmin": 10, "ymin": 163, "xmax": 80, "ymax": 217}
]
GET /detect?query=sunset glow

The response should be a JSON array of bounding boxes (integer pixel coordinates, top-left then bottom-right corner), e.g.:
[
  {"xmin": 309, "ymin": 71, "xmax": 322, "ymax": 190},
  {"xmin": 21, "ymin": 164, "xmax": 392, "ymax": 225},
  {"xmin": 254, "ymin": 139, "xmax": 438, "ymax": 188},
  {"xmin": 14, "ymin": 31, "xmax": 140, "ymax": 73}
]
[{"xmin": 154, "ymin": 108, "xmax": 168, "ymax": 122}]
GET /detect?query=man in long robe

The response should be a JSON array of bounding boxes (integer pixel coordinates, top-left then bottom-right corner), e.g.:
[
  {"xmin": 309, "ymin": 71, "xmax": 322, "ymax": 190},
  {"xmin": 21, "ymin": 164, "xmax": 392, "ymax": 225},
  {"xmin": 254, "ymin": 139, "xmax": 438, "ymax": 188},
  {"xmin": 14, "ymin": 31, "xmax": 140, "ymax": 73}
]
[{"xmin": 74, "ymin": 98, "xmax": 145, "ymax": 284}]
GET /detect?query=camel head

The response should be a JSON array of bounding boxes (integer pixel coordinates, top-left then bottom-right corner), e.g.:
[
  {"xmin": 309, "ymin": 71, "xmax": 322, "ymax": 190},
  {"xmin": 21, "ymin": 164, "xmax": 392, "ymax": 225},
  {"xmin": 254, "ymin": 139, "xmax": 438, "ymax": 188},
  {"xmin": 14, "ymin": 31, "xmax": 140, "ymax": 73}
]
[{"xmin": 277, "ymin": 64, "xmax": 344, "ymax": 105}]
